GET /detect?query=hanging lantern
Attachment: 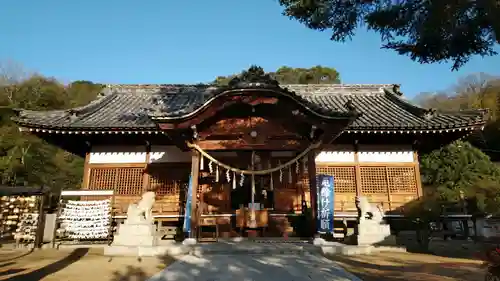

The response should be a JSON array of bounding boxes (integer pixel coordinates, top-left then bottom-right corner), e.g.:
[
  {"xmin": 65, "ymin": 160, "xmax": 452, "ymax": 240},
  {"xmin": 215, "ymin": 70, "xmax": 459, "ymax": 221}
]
[{"xmin": 200, "ymin": 155, "xmax": 204, "ymax": 170}]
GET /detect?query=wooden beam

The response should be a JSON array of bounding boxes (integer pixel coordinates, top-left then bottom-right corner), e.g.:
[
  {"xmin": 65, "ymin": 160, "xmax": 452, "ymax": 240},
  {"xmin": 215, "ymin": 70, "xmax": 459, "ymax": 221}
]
[
  {"xmin": 307, "ymin": 151, "xmax": 318, "ymax": 236},
  {"xmin": 190, "ymin": 151, "xmax": 201, "ymax": 239},
  {"xmin": 195, "ymin": 139, "xmax": 304, "ymax": 150}
]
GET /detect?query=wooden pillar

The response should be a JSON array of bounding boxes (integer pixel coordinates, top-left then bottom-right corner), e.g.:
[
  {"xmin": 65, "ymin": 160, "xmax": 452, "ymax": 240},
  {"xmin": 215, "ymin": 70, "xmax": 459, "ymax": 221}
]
[
  {"xmin": 142, "ymin": 142, "xmax": 151, "ymax": 191},
  {"xmin": 34, "ymin": 193, "xmax": 46, "ymax": 248},
  {"xmin": 413, "ymin": 150, "xmax": 423, "ymax": 198},
  {"xmin": 307, "ymin": 151, "xmax": 318, "ymax": 236},
  {"xmin": 190, "ymin": 151, "xmax": 201, "ymax": 238},
  {"xmin": 81, "ymin": 142, "xmax": 92, "ymax": 189},
  {"xmin": 385, "ymin": 168, "xmax": 392, "ymax": 211},
  {"xmin": 354, "ymin": 142, "xmax": 362, "ymax": 196}
]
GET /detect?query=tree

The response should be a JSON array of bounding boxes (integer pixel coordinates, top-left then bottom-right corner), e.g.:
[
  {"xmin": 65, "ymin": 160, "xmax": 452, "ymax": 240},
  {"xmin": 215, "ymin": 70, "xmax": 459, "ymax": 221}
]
[
  {"xmin": 272, "ymin": 66, "xmax": 340, "ymax": 84},
  {"xmin": 67, "ymin": 80, "xmax": 104, "ymax": 107},
  {"xmin": 453, "ymin": 73, "xmax": 499, "ymax": 116},
  {"xmin": 419, "ymin": 141, "xmax": 500, "ymax": 215},
  {"xmin": 214, "ymin": 65, "xmax": 340, "ymax": 85},
  {"xmin": 0, "ymin": 61, "xmax": 102, "ymax": 190},
  {"xmin": 413, "ymin": 73, "xmax": 500, "ymax": 160},
  {"xmin": 414, "ymin": 73, "xmax": 499, "ymax": 113},
  {"xmin": 278, "ymin": 0, "xmax": 500, "ymax": 70}
]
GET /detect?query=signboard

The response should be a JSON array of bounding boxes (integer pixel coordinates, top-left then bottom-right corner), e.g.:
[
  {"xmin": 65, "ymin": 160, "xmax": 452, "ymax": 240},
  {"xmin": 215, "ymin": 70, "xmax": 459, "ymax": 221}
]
[
  {"xmin": 316, "ymin": 174, "xmax": 334, "ymax": 233},
  {"xmin": 183, "ymin": 175, "xmax": 193, "ymax": 235}
]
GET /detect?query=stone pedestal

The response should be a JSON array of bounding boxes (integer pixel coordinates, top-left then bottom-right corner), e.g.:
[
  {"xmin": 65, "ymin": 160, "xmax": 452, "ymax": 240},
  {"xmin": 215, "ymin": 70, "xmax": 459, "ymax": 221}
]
[
  {"xmin": 112, "ymin": 221, "xmax": 157, "ymax": 247},
  {"xmin": 356, "ymin": 221, "xmax": 395, "ymax": 246}
]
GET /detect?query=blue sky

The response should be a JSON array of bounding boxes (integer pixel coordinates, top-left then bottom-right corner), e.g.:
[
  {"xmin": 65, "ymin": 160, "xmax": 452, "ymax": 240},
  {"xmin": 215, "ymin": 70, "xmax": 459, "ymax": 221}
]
[{"xmin": 1, "ymin": 0, "xmax": 499, "ymax": 98}]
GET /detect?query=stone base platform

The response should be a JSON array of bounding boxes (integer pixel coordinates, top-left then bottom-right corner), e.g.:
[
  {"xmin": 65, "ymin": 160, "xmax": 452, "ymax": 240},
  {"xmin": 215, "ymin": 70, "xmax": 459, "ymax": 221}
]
[
  {"xmin": 104, "ymin": 243, "xmax": 190, "ymax": 257},
  {"xmin": 101, "ymin": 238, "xmax": 407, "ymax": 258},
  {"xmin": 191, "ymin": 241, "xmax": 317, "ymax": 257},
  {"xmin": 319, "ymin": 241, "xmax": 406, "ymax": 256},
  {"xmin": 112, "ymin": 222, "xmax": 157, "ymax": 247},
  {"xmin": 103, "ymin": 241, "xmax": 317, "ymax": 257}
]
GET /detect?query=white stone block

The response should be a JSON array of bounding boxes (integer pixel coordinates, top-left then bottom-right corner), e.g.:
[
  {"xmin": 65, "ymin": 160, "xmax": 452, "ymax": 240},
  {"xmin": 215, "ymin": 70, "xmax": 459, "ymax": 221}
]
[
  {"xmin": 313, "ymin": 237, "xmax": 326, "ymax": 246},
  {"xmin": 182, "ymin": 238, "xmax": 197, "ymax": 246}
]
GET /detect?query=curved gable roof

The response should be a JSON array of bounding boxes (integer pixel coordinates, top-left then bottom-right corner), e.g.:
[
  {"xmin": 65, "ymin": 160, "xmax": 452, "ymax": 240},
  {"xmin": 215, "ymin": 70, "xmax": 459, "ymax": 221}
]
[{"xmin": 12, "ymin": 84, "xmax": 487, "ymax": 134}]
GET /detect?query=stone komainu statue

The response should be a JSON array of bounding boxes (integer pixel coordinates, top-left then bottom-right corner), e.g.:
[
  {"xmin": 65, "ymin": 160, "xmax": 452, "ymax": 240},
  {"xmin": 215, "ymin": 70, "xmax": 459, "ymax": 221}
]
[
  {"xmin": 125, "ymin": 191, "xmax": 156, "ymax": 224},
  {"xmin": 355, "ymin": 195, "xmax": 384, "ymax": 223}
]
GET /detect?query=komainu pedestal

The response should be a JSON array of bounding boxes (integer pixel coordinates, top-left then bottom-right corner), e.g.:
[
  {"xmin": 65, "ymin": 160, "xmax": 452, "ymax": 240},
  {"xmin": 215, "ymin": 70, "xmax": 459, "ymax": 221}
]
[
  {"xmin": 355, "ymin": 196, "xmax": 395, "ymax": 246},
  {"xmin": 112, "ymin": 221, "xmax": 157, "ymax": 247},
  {"xmin": 111, "ymin": 191, "xmax": 158, "ymax": 247}
]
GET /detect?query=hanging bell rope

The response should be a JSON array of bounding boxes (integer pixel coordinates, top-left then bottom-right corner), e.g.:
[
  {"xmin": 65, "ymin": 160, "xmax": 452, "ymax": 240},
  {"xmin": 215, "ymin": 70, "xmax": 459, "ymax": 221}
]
[
  {"xmin": 279, "ymin": 161, "xmax": 283, "ymax": 183},
  {"xmin": 215, "ymin": 165, "xmax": 219, "ymax": 182},
  {"xmin": 270, "ymin": 172, "xmax": 274, "ymax": 191},
  {"xmin": 186, "ymin": 140, "xmax": 322, "ymax": 175},
  {"xmin": 232, "ymin": 172, "xmax": 236, "ymax": 190},
  {"xmin": 250, "ymin": 150, "xmax": 257, "ymax": 227}
]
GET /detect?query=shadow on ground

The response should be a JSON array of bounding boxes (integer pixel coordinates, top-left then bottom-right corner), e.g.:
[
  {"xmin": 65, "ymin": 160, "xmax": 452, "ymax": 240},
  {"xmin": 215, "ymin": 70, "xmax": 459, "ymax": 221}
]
[
  {"xmin": 0, "ymin": 248, "xmax": 34, "ymax": 263},
  {"xmin": 0, "ymin": 242, "xmax": 489, "ymax": 281},
  {"xmin": 109, "ymin": 247, "xmax": 360, "ymax": 281},
  {"xmin": 106, "ymin": 248, "xmax": 487, "ymax": 281},
  {"xmin": 0, "ymin": 248, "xmax": 88, "ymax": 281},
  {"xmin": 107, "ymin": 255, "xmax": 175, "ymax": 281},
  {"xmin": 110, "ymin": 265, "xmax": 150, "ymax": 281},
  {"xmin": 328, "ymin": 253, "xmax": 485, "ymax": 281}
]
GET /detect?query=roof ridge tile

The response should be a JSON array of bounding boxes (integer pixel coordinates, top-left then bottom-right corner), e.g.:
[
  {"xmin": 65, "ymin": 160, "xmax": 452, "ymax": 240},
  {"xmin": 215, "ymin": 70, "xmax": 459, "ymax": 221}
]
[{"xmin": 103, "ymin": 83, "xmax": 397, "ymax": 96}]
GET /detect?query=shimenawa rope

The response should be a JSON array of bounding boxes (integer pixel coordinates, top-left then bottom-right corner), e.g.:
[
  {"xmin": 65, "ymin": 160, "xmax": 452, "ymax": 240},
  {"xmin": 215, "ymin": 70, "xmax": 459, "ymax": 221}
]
[{"xmin": 186, "ymin": 140, "xmax": 321, "ymax": 175}]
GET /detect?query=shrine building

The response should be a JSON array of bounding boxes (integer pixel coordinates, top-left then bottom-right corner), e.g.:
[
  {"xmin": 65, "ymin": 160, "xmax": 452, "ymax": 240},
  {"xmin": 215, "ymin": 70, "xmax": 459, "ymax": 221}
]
[{"xmin": 12, "ymin": 71, "xmax": 487, "ymax": 238}]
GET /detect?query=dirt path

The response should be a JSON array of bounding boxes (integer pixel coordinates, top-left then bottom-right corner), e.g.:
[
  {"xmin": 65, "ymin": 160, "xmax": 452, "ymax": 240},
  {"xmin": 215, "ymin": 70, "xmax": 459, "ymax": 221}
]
[
  {"xmin": 0, "ymin": 248, "xmax": 173, "ymax": 281},
  {"xmin": 328, "ymin": 251, "xmax": 486, "ymax": 281}
]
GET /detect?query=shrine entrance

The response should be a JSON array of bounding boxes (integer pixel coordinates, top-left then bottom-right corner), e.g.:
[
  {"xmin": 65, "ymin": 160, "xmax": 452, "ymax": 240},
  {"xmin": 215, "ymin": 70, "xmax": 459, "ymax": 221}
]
[
  {"xmin": 151, "ymin": 67, "xmax": 360, "ymax": 239},
  {"xmin": 193, "ymin": 144, "xmax": 327, "ymax": 238}
]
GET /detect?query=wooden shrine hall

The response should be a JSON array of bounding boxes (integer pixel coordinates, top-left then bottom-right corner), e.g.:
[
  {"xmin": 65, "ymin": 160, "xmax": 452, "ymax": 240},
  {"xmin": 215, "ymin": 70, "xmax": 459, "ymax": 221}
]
[{"xmin": 12, "ymin": 67, "xmax": 487, "ymax": 238}]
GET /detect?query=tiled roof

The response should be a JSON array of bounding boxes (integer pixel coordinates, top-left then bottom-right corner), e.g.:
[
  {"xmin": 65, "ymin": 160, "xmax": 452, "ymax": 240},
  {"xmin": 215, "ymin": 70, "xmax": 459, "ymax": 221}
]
[{"xmin": 12, "ymin": 84, "xmax": 487, "ymax": 132}]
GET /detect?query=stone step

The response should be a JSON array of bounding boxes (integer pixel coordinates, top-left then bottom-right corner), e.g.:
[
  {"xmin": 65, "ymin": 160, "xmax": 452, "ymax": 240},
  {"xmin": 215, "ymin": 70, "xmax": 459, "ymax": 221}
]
[{"xmin": 189, "ymin": 243, "xmax": 320, "ymax": 257}]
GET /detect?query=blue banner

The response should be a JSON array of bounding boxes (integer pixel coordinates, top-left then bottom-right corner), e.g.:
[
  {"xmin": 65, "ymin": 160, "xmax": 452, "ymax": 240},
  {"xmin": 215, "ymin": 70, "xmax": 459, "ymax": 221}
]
[
  {"xmin": 316, "ymin": 174, "xmax": 334, "ymax": 233},
  {"xmin": 183, "ymin": 175, "xmax": 193, "ymax": 234}
]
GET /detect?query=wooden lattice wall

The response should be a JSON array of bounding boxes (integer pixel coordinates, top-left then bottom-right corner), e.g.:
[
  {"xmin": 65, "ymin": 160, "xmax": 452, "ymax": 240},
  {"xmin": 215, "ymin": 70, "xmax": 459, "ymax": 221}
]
[
  {"xmin": 84, "ymin": 161, "xmax": 420, "ymax": 216},
  {"xmin": 359, "ymin": 166, "xmax": 419, "ymax": 211},
  {"xmin": 85, "ymin": 164, "xmax": 190, "ymax": 216},
  {"xmin": 304, "ymin": 164, "xmax": 419, "ymax": 212}
]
